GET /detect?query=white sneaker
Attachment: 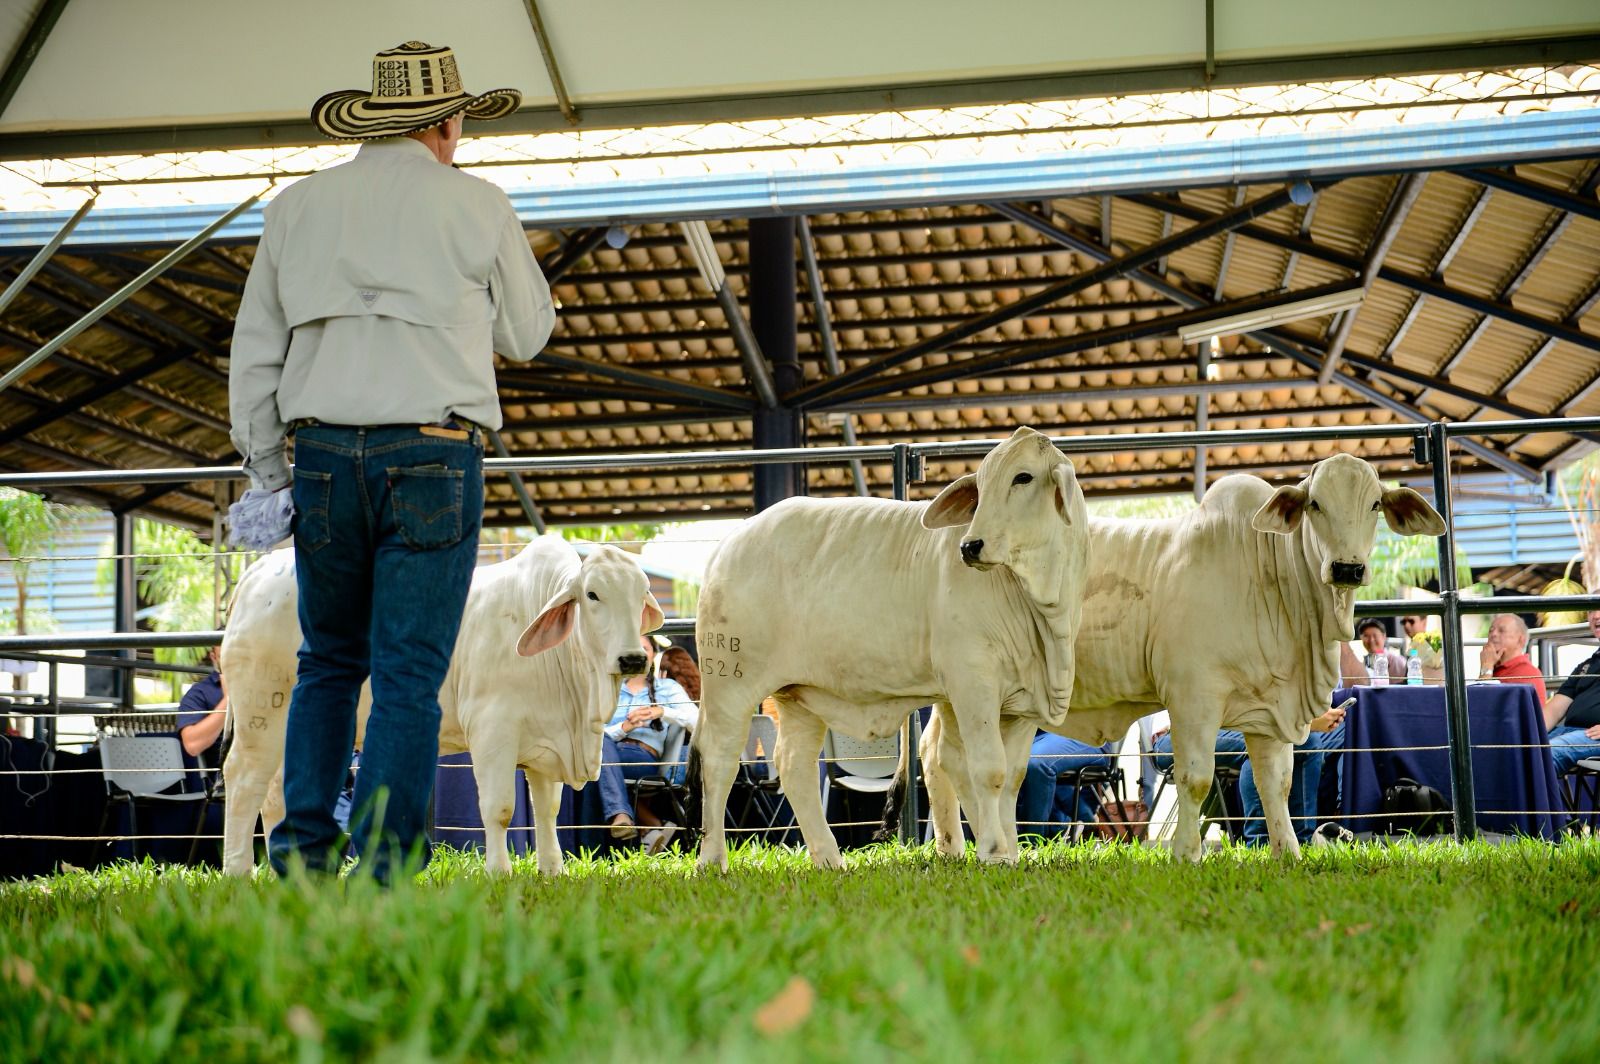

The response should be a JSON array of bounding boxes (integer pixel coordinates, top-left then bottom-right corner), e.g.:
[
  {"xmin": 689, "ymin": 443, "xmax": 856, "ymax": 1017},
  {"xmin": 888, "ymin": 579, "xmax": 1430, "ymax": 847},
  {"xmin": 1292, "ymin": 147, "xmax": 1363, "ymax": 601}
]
[{"xmin": 643, "ymin": 822, "xmax": 679, "ymax": 855}]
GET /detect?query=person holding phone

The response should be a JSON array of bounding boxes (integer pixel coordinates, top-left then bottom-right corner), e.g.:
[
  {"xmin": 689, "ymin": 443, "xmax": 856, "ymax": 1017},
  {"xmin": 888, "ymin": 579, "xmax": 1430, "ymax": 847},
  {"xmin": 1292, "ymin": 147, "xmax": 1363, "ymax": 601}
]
[{"xmin": 597, "ymin": 637, "xmax": 693, "ymax": 849}]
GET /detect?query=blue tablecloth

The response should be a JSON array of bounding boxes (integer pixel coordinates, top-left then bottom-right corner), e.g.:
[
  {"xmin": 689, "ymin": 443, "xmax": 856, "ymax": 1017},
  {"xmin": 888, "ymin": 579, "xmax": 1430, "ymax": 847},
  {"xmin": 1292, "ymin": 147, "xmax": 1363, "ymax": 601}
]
[
  {"xmin": 1337, "ymin": 684, "xmax": 1563, "ymax": 840},
  {"xmin": 431, "ymin": 753, "xmax": 534, "ymax": 855}
]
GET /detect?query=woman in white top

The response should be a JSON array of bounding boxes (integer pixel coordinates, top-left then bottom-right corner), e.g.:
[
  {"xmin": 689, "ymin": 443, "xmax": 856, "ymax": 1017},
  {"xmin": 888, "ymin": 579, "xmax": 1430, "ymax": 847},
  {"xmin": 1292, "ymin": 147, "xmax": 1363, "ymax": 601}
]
[{"xmin": 597, "ymin": 637, "xmax": 693, "ymax": 847}]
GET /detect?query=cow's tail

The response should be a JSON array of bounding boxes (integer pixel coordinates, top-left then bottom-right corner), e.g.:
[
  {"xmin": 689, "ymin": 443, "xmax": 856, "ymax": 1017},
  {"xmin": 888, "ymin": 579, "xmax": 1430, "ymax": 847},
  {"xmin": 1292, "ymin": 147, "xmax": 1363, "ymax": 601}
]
[
  {"xmin": 872, "ymin": 732, "xmax": 912, "ymax": 844},
  {"xmin": 683, "ymin": 739, "xmax": 703, "ymax": 840}
]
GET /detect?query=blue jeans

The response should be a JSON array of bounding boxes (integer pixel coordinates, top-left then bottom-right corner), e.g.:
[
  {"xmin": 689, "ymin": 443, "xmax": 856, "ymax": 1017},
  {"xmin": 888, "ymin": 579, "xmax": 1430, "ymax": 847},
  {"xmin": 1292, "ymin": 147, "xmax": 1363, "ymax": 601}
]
[
  {"xmin": 1017, "ymin": 733, "xmax": 1116, "ymax": 836},
  {"xmin": 268, "ymin": 423, "xmax": 483, "ymax": 882},
  {"xmin": 1150, "ymin": 729, "xmax": 1249, "ymax": 774},
  {"xmin": 597, "ymin": 738, "xmax": 666, "ymax": 821},
  {"xmin": 1549, "ymin": 725, "xmax": 1600, "ymax": 775},
  {"xmin": 1239, "ymin": 722, "xmax": 1343, "ymax": 845}
]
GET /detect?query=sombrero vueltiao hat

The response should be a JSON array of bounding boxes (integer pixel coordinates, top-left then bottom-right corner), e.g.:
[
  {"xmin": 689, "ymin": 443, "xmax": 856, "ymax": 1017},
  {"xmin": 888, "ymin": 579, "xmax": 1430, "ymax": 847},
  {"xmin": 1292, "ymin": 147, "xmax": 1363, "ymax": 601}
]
[{"xmin": 312, "ymin": 41, "xmax": 521, "ymax": 140}]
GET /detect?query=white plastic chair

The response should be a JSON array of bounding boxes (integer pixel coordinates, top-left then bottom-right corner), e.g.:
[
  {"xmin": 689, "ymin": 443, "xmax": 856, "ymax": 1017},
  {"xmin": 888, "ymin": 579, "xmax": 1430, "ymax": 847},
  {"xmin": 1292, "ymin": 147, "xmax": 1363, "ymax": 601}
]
[
  {"xmin": 821, "ymin": 730, "xmax": 900, "ymax": 826},
  {"xmin": 96, "ymin": 734, "xmax": 211, "ymax": 863}
]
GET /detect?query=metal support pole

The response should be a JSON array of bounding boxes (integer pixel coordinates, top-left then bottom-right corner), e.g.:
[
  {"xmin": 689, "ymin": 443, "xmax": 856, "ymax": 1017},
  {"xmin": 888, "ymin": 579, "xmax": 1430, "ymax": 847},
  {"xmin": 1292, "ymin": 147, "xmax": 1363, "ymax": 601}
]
[
  {"xmin": 1194, "ymin": 340, "xmax": 1211, "ymax": 502},
  {"xmin": 892, "ymin": 442, "xmax": 923, "ymax": 844},
  {"xmin": 0, "ymin": 191, "xmax": 264, "ymax": 396},
  {"xmin": 113, "ymin": 513, "xmax": 137, "ymax": 711},
  {"xmin": 1428, "ymin": 421, "xmax": 1477, "ymax": 841},
  {"xmin": 797, "ymin": 216, "xmax": 868, "ymax": 496},
  {"xmin": 0, "ymin": 194, "xmax": 95, "ymax": 319},
  {"xmin": 749, "ymin": 217, "xmax": 804, "ymax": 510},
  {"xmin": 520, "ymin": 0, "xmax": 579, "ymax": 124},
  {"xmin": 678, "ymin": 220, "xmax": 779, "ymax": 409},
  {"xmin": 42, "ymin": 661, "xmax": 58, "ymax": 749},
  {"xmin": 487, "ymin": 429, "xmax": 548, "ymax": 534}
]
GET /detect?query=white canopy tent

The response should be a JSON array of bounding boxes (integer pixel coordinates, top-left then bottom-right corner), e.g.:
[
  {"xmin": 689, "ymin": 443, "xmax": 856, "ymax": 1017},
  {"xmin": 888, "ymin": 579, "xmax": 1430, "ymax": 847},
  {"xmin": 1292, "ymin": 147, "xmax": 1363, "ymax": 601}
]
[{"xmin": 2, "ymin": 0, "xmax": 1598, "ymax": 157}]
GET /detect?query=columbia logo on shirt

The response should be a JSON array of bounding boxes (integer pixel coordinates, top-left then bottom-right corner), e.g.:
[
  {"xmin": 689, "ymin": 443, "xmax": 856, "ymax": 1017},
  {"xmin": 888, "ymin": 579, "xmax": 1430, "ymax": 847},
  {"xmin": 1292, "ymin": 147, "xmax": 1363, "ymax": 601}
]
[{"xmin": 359, "ymin": 289, "xmax": 380, "ymax": 307}]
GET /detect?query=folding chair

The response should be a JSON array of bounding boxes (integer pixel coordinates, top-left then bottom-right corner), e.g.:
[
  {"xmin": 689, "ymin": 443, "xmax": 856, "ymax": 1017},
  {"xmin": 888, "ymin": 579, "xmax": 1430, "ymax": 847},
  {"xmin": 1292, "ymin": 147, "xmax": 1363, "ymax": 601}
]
[
  {"xmin": 1144, "ymin": 728, "xmax": 1245, "ymax": 844},
  {"xmin": 733, "ymin": 713, "xmax": 786, "ymax": 838},
  {"xmin": 1053, "ymin": 737, "xmax": 1126, "ymax": 842},
  {"xmin": 96, "ymin": 734, "xmax": 212, "ymax": 864},
  {"xmin": 1560, "ymin": 757, "xmax": 1600, "ymax": 835},
  {"xmin": 821, "ymin": 730, "xmax": 899, "ymax": 832},
  {"xmin": 626, "ymin": 723, "xmax": 694, "ymax": 847}
]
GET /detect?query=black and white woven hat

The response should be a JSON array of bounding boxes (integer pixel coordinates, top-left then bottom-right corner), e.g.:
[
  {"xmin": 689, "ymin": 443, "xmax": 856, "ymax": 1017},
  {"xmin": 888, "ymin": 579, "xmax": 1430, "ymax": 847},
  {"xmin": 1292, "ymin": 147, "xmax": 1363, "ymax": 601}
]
[{"xmin": 311, "ymin": 41, "xmax": 520, "ymax": 140}]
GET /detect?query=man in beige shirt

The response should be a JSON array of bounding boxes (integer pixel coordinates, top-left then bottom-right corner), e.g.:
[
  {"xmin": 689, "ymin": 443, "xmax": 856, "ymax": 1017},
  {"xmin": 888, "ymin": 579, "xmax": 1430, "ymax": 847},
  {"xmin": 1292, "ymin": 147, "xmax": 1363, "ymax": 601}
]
[{"xmin": 227, "ymin": 42, "xmax": 553, "ymax": 882}]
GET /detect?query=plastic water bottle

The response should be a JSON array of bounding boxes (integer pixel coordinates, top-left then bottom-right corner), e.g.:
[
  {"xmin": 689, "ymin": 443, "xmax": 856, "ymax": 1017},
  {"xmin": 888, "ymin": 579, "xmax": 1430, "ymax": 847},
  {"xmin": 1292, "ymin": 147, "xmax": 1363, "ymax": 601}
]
[
  {"xmin": 1406, "ymin": 649, "xmax": 1423, "ymax": 686},
  {"xmin": 1370, "ymin": 655, "xmax": 1389, "ymax": 687}
]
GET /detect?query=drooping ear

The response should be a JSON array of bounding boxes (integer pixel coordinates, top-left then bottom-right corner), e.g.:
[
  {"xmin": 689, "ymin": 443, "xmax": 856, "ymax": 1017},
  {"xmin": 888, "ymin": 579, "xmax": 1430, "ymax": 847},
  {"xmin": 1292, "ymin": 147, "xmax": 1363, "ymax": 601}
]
[
  {"xmin": 517, "ymin": 584, "xmax": 578, "ymax": 657},
  {"xmin": 1251, "ymin": 485, "xmax": 1308, "ymax": 534},
  {"xmin": 923, "ymin": 474, "xmax": 979, "ymax": 529},
  {"xmin": 640, "ymin": 590, "xmax": 665, "ymax": 635},
  {"xmin": 1051, "ymin": 461, "xmax": 1083, "ymax": 525},
  {"xmin": 1381, "ymin": 487, "xmax": 1446, "ymax": 537}
]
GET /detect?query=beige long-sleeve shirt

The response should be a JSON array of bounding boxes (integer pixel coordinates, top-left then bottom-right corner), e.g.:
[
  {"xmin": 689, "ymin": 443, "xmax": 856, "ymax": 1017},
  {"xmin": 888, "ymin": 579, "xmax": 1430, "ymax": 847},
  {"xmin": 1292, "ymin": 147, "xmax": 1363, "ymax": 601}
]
[{"xmin": 229, "ymin": 137, "xmax": 554, "ymax": 490}]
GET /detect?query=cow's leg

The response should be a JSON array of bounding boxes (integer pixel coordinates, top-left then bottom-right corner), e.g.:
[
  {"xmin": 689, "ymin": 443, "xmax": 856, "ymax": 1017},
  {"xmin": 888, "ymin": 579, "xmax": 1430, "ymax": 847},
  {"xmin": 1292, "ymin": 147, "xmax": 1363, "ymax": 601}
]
[
  {"xmin": 470, "ymin": 738, "xmax": 519, "ymax": 876},
  {"xmin": 948, "ymin": 693, "xmax": 1014, "ymax": 866},
  {"xmin": 921, "ymin": 708, "xmax": 965, "ymax": 858},
  {"xmin": 221, "ymin": 741, "xmax": 279, "ymax": 877},
  {"xmin": 693, "ymin": 680, "xmax": 761, "ymax": 873},
  {"xmin": 1169, "ymin": 710, "xmax": 1220, "ymax": 863},
  {"xmin": 526, "ymin": 771, "xmax": 565, "ymax": 877},
  {"xmin": 997, "ymin": 718, "xmax": 1036, "ymax": 859},
  {"xmin": 774, "ymin": 703, "xmax": 843, "ymax": 870},
  {"xmin": 261, "ymin": 766, "xmax": 286, "ymax": 839},
  {"xmin": 1243, "ymin": 733, "xmax": 1301, "ymax": 859}
]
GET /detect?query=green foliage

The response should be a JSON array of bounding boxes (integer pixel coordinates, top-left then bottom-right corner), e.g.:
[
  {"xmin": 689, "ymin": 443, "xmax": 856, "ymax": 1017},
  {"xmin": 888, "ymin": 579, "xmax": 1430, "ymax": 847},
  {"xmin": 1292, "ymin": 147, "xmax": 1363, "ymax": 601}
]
[
  {"xmin": 96, "ymin": 519, "xmax": 241, "ymax": 699},
  {"xmin": 1357, "ymin": 524, "xmax": 1471, "ymax": 601},
  {"xmin": 2, "ymin": 840, "xmax": 1598, "ymax": 1062},
  {"xmin": 557, "ymin": 521, "xmax": 664, "ymax": 545},
  {"xmin": 672, "ymin": 576, "xmax": 700, "ymax": 617},
  {"xmin": 0, "ymin": 487, "xmax": 92, "ymax": 637}
]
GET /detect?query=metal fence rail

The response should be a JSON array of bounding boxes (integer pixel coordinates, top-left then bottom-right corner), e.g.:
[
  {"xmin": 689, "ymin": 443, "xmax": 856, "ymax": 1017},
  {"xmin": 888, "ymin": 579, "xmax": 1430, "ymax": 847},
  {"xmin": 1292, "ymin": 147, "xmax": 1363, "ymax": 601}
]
[{"xmin": 6, "ymin": 416, "xmax": 1600, "ymax": 853}]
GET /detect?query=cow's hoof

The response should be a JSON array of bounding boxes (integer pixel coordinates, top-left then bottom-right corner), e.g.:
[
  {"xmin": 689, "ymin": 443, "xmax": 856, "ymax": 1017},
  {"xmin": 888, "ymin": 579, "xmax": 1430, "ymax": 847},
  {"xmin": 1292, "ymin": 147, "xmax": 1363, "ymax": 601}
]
[
  {"xmin": 537, "ymin": 861, "xmax": 564, "ymax": 877},
  {"xmin": 810, "ymin": 851, "xmax": 845, "ymax": 871},
  {"xmin": 694, "ymin": 857, "xmax": 730, "ymax": 875}
]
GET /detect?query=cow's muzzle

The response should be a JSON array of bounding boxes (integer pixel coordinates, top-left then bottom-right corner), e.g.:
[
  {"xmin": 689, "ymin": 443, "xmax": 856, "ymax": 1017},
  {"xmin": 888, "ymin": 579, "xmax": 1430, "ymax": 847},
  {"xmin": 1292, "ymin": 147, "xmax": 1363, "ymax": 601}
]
[
  {"xmin": 960, "ymin": 538, "xmax": 985, "ymax": 566},
  {"xmin": 1330, "ymin": 562, "xmax": 1366, "ymax": 587},
  {"xmin": 617, "ymin": 652, "xmax": 647, "ymax": 675}
]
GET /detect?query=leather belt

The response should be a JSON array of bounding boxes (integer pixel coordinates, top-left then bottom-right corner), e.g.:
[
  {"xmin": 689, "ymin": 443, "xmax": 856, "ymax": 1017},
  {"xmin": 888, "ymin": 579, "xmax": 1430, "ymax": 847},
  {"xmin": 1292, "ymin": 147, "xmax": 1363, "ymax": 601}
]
[{"xmin": 618, "ymin": 738, "xmax": 661, "ymax": 761}]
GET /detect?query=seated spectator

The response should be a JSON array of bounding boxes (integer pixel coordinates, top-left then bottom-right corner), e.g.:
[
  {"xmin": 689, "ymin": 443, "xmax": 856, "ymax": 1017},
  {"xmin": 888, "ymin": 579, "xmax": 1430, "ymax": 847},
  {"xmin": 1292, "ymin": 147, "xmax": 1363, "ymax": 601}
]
[
  {"xmin": 1152, "ymin": 702, "xmax": 1347, "ymax": 846},
  {"xmin": 1541, "ymin": 609, "xmax": 1600, "ymax": 775},
  {"xmin": 655, "ymin": 646, "xmax": 702, "ymax": 787},
  {"xmin": 1400, "ymin": 614, "xmax": 1427, "ymax": 642},
  {"xmin": 176, "ymin": 648, "xmax": 225, "ymax": 767},
  {"xmin": 1478, "ymin": 613, "xmax": 1547, "ymax": 708},
  {"xmin": 597, "ymin": 636, "xmax": 693, "ymax": 851},
  {"xmin": 1340, "ymin": 618, "xmax": 1407, "ymax": 685},
  {"xmin": 1016, "ymin": 731, "xmax": 1117, "ymax": 838}
]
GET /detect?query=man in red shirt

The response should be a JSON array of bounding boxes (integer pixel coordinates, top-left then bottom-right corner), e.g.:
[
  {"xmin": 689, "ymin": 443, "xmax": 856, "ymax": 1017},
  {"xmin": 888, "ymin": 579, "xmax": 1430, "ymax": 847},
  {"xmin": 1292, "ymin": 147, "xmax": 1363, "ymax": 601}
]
[{"xmin": 1479, "ymin": 613, "xmax": 1546, "ymax": 709}]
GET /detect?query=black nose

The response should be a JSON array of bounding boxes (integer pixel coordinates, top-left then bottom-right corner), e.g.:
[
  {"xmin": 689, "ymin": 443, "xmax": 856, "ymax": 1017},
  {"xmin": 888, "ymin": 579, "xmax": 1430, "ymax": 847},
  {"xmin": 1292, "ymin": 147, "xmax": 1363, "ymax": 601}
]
[
  {"xmin": 961, "ymin": 539, "xmax": 984, "ymax": 564},
  {"xmin": 618, "ymin": 652, "xmax": 647, "ymax": 675},
  {"xmin": 1331, "ymin": 562, "xmax": 1365, "ymax": 586}
]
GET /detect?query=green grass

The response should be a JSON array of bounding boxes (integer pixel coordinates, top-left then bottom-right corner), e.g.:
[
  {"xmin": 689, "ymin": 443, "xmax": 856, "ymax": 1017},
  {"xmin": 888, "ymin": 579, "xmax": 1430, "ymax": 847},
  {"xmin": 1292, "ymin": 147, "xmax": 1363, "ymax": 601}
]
[{"xmin": 3, "ymin": 839, "xmax": 1598, "ymax": 1063}]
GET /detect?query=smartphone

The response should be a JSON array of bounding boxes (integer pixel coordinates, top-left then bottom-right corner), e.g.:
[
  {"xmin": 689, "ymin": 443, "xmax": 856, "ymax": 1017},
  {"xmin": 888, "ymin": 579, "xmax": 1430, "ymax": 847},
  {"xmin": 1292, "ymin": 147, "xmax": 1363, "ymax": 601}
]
[{"xmin": 1333, "ymin": 696, "xmax": 1357, "ymax": 714}]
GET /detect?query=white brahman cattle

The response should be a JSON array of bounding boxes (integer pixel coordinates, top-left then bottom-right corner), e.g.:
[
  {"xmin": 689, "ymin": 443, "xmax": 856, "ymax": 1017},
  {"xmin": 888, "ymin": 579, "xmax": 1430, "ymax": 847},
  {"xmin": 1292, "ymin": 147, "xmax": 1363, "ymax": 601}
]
[
  {"xmin": 219, "ymin": 538, "xmax": 663, "ymax": 876},
  {"xmin": 691, "ymin": 426, "xmax": 1090, "ymax": 870},
  {"xmin": 904, "ymin": 452, "xmax": 1445, "ymax": 861}
]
